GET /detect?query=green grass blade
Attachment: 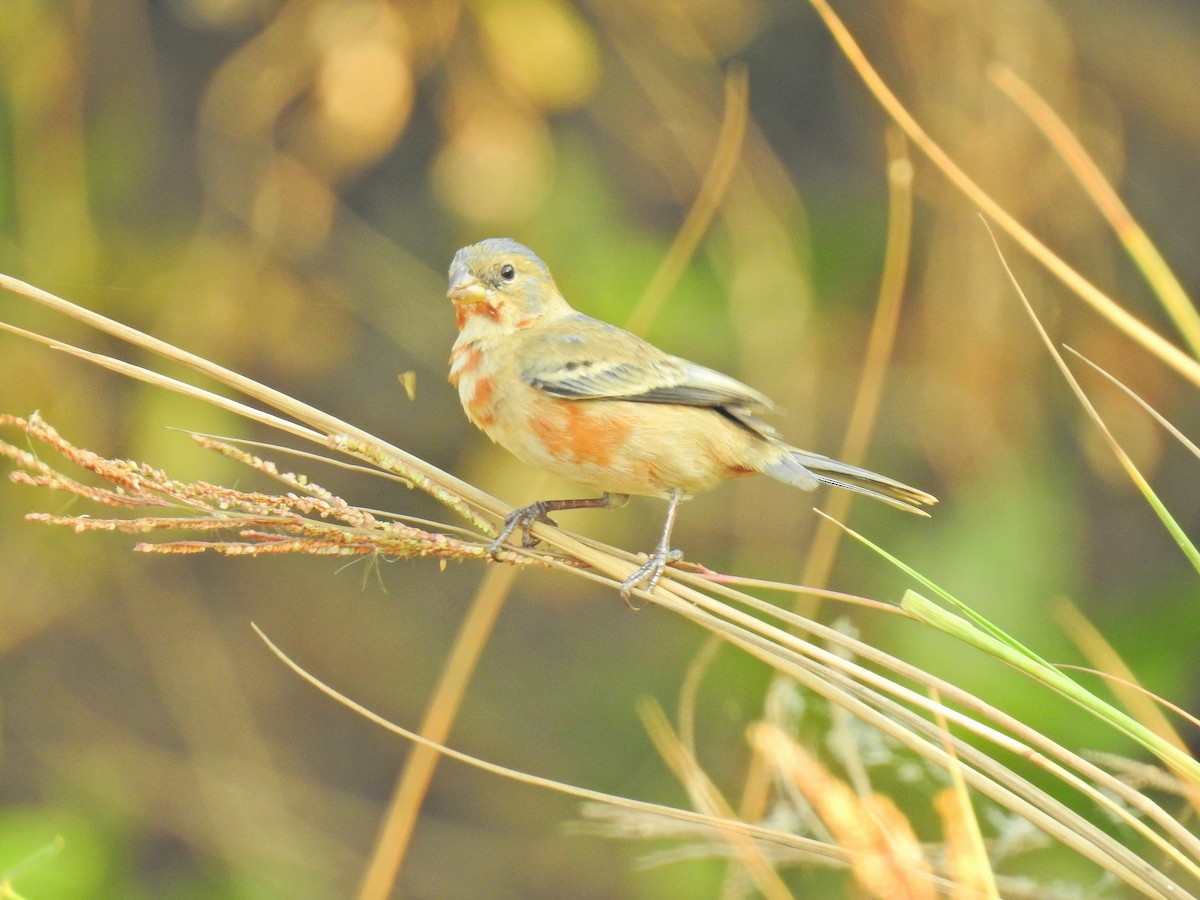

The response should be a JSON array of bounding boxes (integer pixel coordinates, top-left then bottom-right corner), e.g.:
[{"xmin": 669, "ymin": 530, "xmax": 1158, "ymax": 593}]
[{"xmin": 902, "ymin": 590, "xmax": 1200, "ymax": 787}]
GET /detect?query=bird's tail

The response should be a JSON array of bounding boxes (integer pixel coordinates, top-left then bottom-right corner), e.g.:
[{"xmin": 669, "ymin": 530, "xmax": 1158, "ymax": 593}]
[{"xmin": 761, "ymin": 446, "xmax": 937, "ymax": 515}]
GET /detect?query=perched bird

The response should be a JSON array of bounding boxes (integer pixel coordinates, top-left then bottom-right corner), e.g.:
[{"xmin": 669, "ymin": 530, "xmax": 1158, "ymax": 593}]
[{"xmin": 446, "ymin": 238, "xmax": 936, "ymax": 600}]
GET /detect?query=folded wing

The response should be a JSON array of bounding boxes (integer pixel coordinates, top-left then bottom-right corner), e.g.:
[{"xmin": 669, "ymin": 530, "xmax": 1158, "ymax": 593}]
[{"xmin": 520, "ymin": 315, "xmax": 780, "ymax": 438}]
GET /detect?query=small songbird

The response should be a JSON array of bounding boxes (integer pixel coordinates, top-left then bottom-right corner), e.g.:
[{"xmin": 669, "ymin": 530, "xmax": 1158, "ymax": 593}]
[{"xmin": 446, "ymin": 238, "xmax": 936, "ymax": 600}]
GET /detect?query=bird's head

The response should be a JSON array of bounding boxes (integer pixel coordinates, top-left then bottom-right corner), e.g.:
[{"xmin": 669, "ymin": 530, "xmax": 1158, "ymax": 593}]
[{"xmin": 447, "ymin": 239, "xmax": 568, "ymax": 330}]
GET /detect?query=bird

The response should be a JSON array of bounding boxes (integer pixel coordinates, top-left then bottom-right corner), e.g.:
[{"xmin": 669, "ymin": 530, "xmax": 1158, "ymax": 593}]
[{"xmin": 446, "ymin": 238, "xmax": 936, "ymax": 601}]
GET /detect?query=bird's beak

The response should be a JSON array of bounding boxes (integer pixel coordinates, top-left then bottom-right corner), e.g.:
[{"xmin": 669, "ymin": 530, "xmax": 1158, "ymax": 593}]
[{"xmin": 447, "ymin": 268, "xmax": 487, "ymax": 304}]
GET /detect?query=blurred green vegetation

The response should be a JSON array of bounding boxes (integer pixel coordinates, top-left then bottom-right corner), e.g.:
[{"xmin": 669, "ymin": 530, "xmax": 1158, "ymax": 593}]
[{"xmin": 1, "ymin": 0, "xmax": 1199, "ymax": 896}]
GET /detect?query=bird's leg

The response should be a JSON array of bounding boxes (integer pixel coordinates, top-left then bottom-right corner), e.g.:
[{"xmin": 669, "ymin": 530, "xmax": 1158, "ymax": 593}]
[
  {"xmin": 620, "ymin": 489, "xmax": 684, "ymax": 602},
  {"xmin": 490, "ymin": 492, "xmax": 630, "ymax": 556}
]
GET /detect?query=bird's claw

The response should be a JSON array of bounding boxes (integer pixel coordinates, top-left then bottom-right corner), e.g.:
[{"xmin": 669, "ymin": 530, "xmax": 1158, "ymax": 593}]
[
  {"xmin": 488, "ymin": 502, "xmax": 558, "ymax": 558},
  {"xmin": 619, "ymin": 547, "xmax": 684, "ymax": 603}
]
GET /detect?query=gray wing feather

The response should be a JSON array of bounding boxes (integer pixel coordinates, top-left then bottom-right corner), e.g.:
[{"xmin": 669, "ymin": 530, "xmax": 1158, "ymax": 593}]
[{"xmin": 519, "ymin": 319, "xmax": 779, "ymax": 436}]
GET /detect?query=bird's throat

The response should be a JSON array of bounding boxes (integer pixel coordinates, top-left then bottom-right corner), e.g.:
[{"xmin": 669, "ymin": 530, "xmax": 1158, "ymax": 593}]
[{"xmin": 454, "ymin": 299, "xmax": 503, "ymax": 331}]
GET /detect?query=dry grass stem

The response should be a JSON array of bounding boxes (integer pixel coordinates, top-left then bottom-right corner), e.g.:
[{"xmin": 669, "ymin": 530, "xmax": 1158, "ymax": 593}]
[
  {"xmin": 989, "ymin": 64, "xmax": 1200, "ymax": 356},
  {"xmin": 0, "ymin": 413, "xmax": 514, "ymax": 564},
  {"xmin": 803, "ymin": 0, "xmax": 1200, "ymax": 389}
]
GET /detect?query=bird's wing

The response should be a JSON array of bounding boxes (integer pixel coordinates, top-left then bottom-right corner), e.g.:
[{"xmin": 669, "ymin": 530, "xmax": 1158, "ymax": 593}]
[{"xmin": 519, "ymin": 315, "xmax": 780, "ymax": 435}]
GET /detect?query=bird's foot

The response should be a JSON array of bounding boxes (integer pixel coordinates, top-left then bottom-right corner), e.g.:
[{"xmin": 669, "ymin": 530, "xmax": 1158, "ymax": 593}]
[
  {"xmin": 620, "ymin": 547, "xmax": 684, "ymax": 605},
  {"xmin": 488, "ymin": 501, "xmax": 558, "ymax": 558}
]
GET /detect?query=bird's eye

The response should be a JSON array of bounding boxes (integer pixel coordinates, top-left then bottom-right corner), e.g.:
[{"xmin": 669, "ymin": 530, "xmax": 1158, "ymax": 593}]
[{"xmin": 499, "ymin": 264, "xmax": 516, "ymax": 282}]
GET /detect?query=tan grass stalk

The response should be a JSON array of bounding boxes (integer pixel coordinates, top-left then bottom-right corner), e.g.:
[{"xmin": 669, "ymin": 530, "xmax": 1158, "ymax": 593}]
[
  {"xmin": 799, "ymin": 126, "xmax": 916, "ymax": 601},
  {"xmin": 989, "ymin": 64, "xmax": 1200, "ymax": 358},
  {"xmin": 356, "ymin": 565, "xmax": 520, "ymax": 899},
  {"xmin": 802, "ymin": 0, "xmax": 1200, "ymax": 390},
  {"xmin": 932, "ymin": 690, "xmax": 1000, "ymax": 900}
]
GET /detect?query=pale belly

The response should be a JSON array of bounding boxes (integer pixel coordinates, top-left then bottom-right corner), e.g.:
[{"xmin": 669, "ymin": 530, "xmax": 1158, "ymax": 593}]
[{"xmin": 480, "ymin": 386, "xmax": 765, "ymax": 499}]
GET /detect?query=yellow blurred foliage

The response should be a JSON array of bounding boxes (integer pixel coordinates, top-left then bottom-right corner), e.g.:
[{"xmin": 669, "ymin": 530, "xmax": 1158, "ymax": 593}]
[
  {"xmin": 433, "ymin": 99, "xmax": 556, "ymax": 224},
  {"xmin": 472, "ymin": 0, "xmax": 601, "ymax": 111}
]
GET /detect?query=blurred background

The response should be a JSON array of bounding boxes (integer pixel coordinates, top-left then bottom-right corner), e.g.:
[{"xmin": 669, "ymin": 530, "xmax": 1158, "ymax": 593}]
[{"xmin": 1, "ymin": 0, "xmax": 1198, "ymax": 895}]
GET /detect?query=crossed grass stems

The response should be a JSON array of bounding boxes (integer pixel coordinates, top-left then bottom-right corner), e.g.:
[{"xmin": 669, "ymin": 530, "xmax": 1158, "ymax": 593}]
[{"xmin": 4, "ymin": 7, "xmax": 1200, "ymax": 899}]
